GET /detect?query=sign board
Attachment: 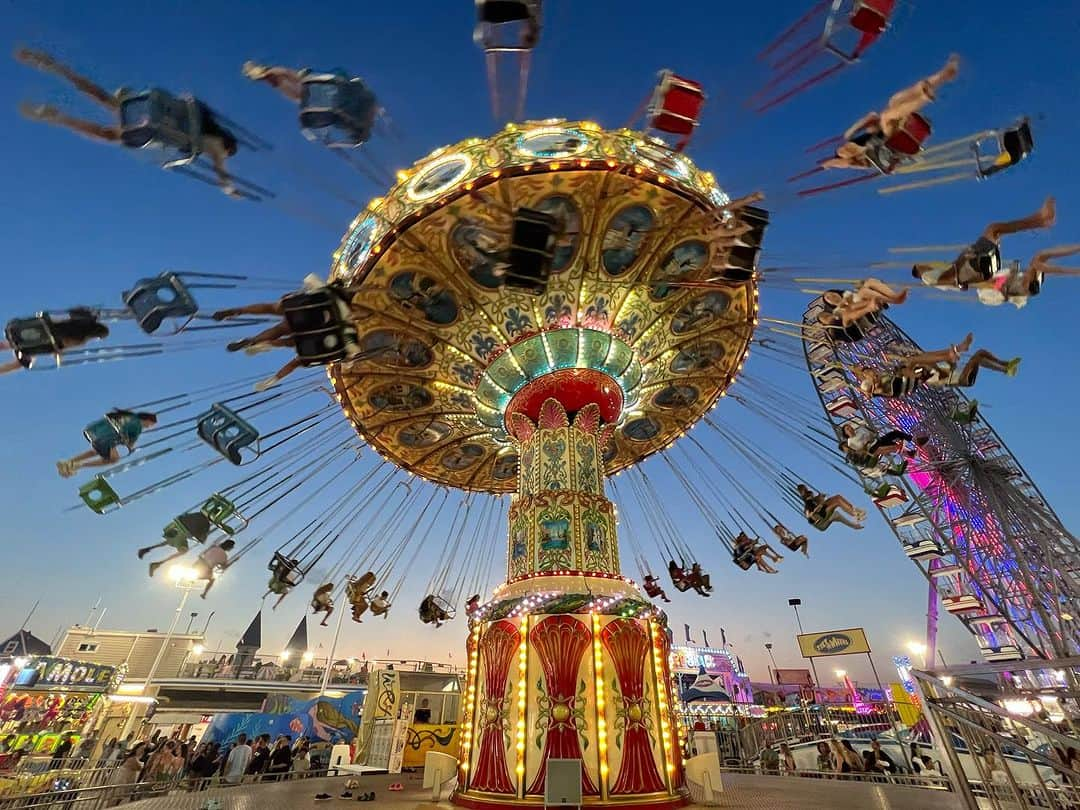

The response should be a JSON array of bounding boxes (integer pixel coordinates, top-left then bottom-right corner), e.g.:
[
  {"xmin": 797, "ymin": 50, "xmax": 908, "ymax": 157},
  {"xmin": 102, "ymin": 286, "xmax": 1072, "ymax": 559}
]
[
  {"xmin": 774, "ymin": 668, "xmax": 814, "ymax": 686},
  {"xmin": 387, "ymin": 717, "xmax": 409, "ymax": 774},
  {"xmin": 797, "ymin": 628, "xmax": 871, "ymax": 658},
  {"xmin": 13, "ymin": 657, "xmax": 117, "ymax": 692}
]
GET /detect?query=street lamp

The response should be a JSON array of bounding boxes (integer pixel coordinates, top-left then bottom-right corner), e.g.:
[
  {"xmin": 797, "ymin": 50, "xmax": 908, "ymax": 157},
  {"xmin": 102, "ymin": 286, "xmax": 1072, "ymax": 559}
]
[
  {"xmin": 117, "ymin": 565, "xmax": 203, "ymax": 739},
  {"xmin": 787, "ymin": 599, "xmax": 805, "ymax": 633},
  {"xmin": 765, "ymin": 643, "xmax": 778, "ymax": 683},
  {"xmin": 907, "ymin": 641, "xmax": 928, "ymax": 668}
]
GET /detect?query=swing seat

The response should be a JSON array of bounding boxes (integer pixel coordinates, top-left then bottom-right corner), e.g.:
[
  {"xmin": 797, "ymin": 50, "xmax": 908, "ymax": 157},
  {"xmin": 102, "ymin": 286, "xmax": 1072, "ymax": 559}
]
[
  {"xmin": 825, "ymin": 0, "xmax": 896, "ymax": 61},
  {"xmin": 826, "ymin": 396, "xmax": 858, "ymax": 418},
  {"xmin": 163, "ymin": 511, "xmax": 214, "ymax": 545},
  {"xmin": 200, "ymin": 493, "xmax": 247, "ymax": 534},
  {"xmin": 197, "ymin": 403, "xmax": 260, "ymax": 465},
  {"xmin": 119, "ymin": 89, "xmax": 200, "ymax": 154},
  {"xmin": 478, "ymin": 0, "xmax": 534, "ymax": 24},
  {"xmin": 82, "ymin": 416, "xmax": 125, "ymax": 458},
  {"xmin": 778, "ymin": 533, "xmax": 806, "ymax": 552},
  {"xmin": 505, "ymin": 207, "xmax": 557, "ymax": 293},
  {"xmin": 269, "ymin": 553, "xmax": 304, "ymax": 587},
  {"xmin": 883, "ymin": 113, "xmax": 931, "ymax": 158},
  {"xmin": 4, "ymin": 315, "xmax": 60, "ymax": 368},
  {"xmin": 648, "ymin": 71, "xmax": 706, "ymax": 140},
  {"xmin": 643, "ymin": 579, "xmax": 664, "ymax": 598},
  {"xmin": 872, "ymin": 486, "xmax": 907, "ymax": 509},
  {"xmin": 281, "ymin": 290, "xmax": 358, "ymax": 365},
  {"xmin": 904, "ymin": 537, "xmax": 944, "ymax": 560},
  {"xmin": 723, "ymin": 244, "xmax": 762, "ymax": 278},
  {"xmin": 474, "ymin": 0, "xmax": 541, "ymax": 51},
  {"xmin": 299, "ymin": 74, "xmax": 378, "ymax": 147},
  {"xmin": 977, "ymin": 120, "xmax": 1034, "ymax": 178},
  {"xmin": 732, "ymin": 549, "xmax": 755, "ymax": 571},
  {"xmin": 79, "ymin": 476, "xmax": 122, "ymax": 515},
  {"xmin": 123, "ymin": 272, "xmax": 199, "ymax": 334}
]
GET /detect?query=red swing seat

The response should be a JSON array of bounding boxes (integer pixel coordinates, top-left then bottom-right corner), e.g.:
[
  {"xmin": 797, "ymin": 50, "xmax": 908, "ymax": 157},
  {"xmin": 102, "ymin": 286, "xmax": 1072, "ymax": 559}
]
[
  {"xmin": 647, "ymin": 70, "xmax": 705, "ymax": 149},
  {"xmin": 885, "ymin": 113, "xmax": 931, "ymax": 157}
]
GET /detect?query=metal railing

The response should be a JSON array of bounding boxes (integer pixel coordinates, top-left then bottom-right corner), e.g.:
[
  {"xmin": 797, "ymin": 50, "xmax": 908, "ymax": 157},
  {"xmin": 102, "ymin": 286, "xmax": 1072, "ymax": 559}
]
[
  {"xmin": 0, "ymin": 769, "xmax": 345, "ymax": 810},
  {"xmin": 913, "ymin": 659, "xmax": 1080, "ymax": 808},
  {"xmin": 175, "ymin": 654, "xmax": 463, "ymax": 682}
]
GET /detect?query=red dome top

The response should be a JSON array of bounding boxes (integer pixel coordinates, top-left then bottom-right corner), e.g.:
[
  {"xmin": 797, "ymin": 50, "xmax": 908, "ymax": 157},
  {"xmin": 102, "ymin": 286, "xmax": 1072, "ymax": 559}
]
[{"xmin": 505, "ymin": 368, "xmax": 623, "ymax": 429}]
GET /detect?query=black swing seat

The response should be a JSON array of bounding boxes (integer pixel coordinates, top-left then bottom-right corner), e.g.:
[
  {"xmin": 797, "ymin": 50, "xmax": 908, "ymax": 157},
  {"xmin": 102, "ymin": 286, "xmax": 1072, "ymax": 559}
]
[
  {"xmin": 4, "ymin": 314, "xmax": 62, "ymax": 367},
  {"xmin": 505, "ymin": 207, "xmax": 558, "ymax": 294},
  {"xmin": 197, "ymin": 403, "xmax": 259, "ymax": 465},
  {"xmin": 269, "ymin": 553, "xmax": 304, "ymax": 587},
  {"xmin": 732, "ymin": 548, "xmax": 755, "ymax": 570},
  {"xmin": 478, "ymin": 0, "xmax": 535, "ymax": 24},
  {"xmin": 300, "ymin": 74, "xmax": 378, "ymax": 147},
  {"xmin": 123, "ymin": 272, "xmax": 199, "ymax": 334},
  {"xmin": 164, "ymin": 511, "xmax": 214, "ymax": 545},
  {"xmin": 281, "ymin": 289, "xmax": 358, "ymax": 365},
  {"xmin": 475, "ymin": 0, "xmax": 541, "ymax": 50},
  {"xmin": 978, "ymin": 120, "xmax": 1035, "ymax": 178}
]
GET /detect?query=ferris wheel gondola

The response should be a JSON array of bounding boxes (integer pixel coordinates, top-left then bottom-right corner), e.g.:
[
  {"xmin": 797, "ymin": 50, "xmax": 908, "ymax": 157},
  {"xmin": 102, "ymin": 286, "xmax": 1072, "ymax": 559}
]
[{"xmin": 802, "ymin": 296, "xmax": 1080, "ymax": 663}]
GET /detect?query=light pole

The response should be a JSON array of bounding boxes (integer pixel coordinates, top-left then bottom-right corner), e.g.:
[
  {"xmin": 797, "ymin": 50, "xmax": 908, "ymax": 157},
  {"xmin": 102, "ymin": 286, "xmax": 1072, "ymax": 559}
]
[
  {"xmin": 765, "ymin": 643, "xmax": 778, "ymax": 683},
  {"xmin": 788, "ymin": 597, "xmax": 820, "ymax": 687},
  {"xmin": 117, "ymin": 566, "xmax": 201, "ymax": 740},
  {"xmin": 787, "ymin": 598, "xmax": 806, "ymax": 633}
]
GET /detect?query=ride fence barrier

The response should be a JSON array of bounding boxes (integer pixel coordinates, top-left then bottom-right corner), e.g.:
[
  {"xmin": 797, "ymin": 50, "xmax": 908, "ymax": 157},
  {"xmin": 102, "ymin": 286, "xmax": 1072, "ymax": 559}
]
[
  {"xmin": 732, "ymin": 702, "xmax": 910, "ymax": 764},
  {"xmin": 913, "ymin": 658, "xmax": 1080, "ymax": 809},
  {"xmin": 715, "ymin": 763, "xmax": 953, "ymax": 790},
  {"xmin": 0, "ymin": 769, "xmax": 345, "ymax": 810}
]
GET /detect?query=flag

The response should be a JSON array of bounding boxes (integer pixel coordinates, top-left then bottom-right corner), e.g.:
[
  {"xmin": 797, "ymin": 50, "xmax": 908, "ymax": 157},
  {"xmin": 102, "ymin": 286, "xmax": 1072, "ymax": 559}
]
[
  {"xmin": 702, "ymin": 630, "xmax": 710, "ymax": 647},
  {"xmin": 721, "ymin": 627, "xmax": 728, "ymax": 647},
  {"xmin": 684, "ymin": 624, "xmax": 696, "ymax": 644}
]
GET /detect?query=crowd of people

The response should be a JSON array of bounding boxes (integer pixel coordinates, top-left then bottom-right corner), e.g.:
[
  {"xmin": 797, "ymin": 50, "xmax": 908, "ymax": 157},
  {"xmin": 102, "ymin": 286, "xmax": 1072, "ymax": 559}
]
[
  {"xmin": 4, "ymin": 729, "xmax": 322, "ymax": 807},
  {"xmin": 757, "ymin": 738, "xmax": 945, "ymax": 781}
]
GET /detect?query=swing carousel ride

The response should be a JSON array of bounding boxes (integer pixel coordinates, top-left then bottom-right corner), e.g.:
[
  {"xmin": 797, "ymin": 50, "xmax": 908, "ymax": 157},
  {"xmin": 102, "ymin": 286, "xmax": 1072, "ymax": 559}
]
[{"xmin": 5, "ymin": 0, "xmax": 1077, "ymax": 806}]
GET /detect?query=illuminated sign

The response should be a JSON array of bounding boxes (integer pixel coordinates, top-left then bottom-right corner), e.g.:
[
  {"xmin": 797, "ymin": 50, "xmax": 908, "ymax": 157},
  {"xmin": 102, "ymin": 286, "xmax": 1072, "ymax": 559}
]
[
  {"xmin": 797, "ymin": 628, "xmax": 871, "ymax": 658},
  {"xmin": 13, "ymin": 657, "xmax": 117, "ymax": 692},
  {"xmin": 670, "ymin": 646, "xmax": 738, "ymax": 675}
]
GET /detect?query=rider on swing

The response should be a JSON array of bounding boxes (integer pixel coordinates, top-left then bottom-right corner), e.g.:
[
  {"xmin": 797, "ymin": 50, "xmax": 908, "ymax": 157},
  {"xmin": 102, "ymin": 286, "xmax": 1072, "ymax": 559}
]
[
  {"xmin": 643, "ymin": 574, "xmax": 672, "ymax": 602},
  {"xmin": 772, "ymin": 524, "xmax": 809, "ymax": 557},
  {"xmin": 266, "ymin": 556, "xmax": 301, "ymax": 609},
  {"xmin": 734, "ymin": 532, "xmax": 783, "ymax": 574},
  {"xmin": 419, "ymin": 595, "xmax": 451, "ymax": 627},
  {"xmin": 346, "ymin": 571, "xmax": 377, "ymax": 622},
  {"xmin": 212, "ymin": 273, "xmax": 361, "ymax": 391},
  {"xmin": 823, "ymin": 54, "xmax": 960, "ymax": 170},
  {"xmin": 57, "ymin": 409, "xmax": 158, "ymax": 478},
  {"xmin": 16, "ymin": 49, "xmax": 242, "ymax": 196},
  {"xmin": 311, "ymin": 583, "xmax": 335, "ymax": 627},
  {"xmin": 796, "ymin": 484, "xmax": 865, "ymax": 531}
]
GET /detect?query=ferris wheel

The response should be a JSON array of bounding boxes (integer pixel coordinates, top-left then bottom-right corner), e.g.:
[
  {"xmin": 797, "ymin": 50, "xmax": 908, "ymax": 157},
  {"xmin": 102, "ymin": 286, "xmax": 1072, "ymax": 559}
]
[{"xmin": 801, "ymin": 295, "xmax": 1080, "ymax": 664}]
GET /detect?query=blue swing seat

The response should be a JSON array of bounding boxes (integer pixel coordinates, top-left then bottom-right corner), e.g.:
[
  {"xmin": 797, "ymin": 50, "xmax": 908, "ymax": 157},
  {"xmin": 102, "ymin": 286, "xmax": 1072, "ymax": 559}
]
[
  {"xmin": 197, "ymin": 403, "xmax": 259, "ymax": 465},
  {"xmin": 123, "ymin": 272, "xmax": 199, "ymax": 334},
  {"xmin": 299, "ymin": 74, "xmax": 378, "ymax": 147},
  {"xmin": 119, "ymin": 89, "xmax": 200, "ymax": 153}
]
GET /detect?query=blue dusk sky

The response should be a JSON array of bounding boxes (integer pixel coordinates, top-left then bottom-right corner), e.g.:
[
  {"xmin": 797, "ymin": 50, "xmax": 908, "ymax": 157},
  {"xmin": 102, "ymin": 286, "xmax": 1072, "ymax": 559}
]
[{"xmin": 1, "ymin": 0, "xmax": 1077, "ymax": 685}]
